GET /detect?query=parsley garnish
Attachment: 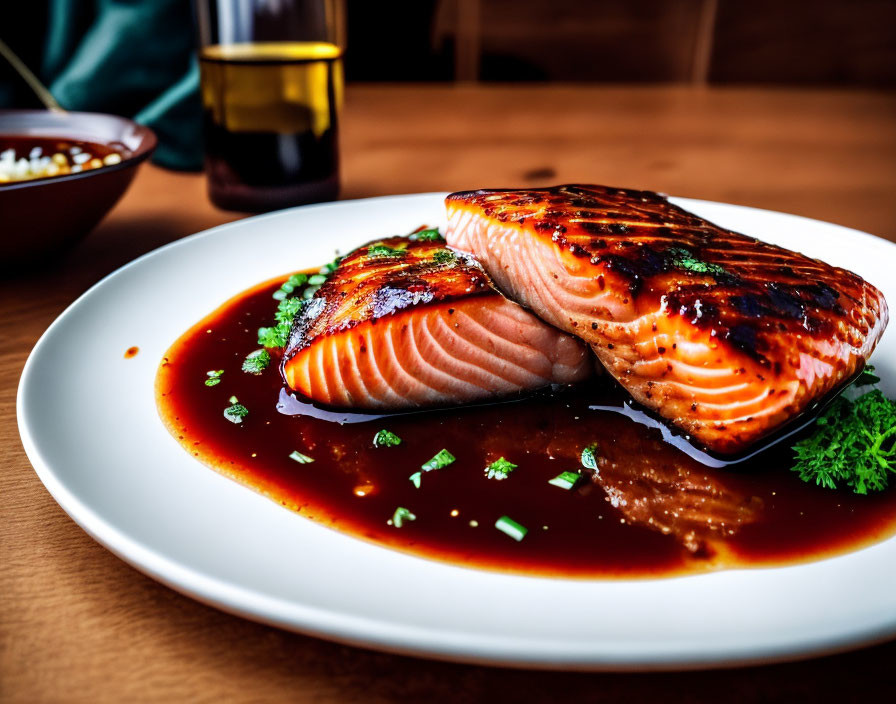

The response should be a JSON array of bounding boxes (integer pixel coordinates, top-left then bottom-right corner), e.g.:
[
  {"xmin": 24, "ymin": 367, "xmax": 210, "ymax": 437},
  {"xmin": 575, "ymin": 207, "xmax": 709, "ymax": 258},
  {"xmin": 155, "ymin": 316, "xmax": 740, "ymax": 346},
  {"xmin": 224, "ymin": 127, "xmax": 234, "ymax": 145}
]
[
  {"xmin": 421, "ymin": 449, "xmax": 455, "ymax": 471},
  {"xmin": 432, "ymin": 249, "xmax": 457, "ymax": 264},
  {"xmin": 288, "ymin": 450, "xmax": 314, "ymax": 464},
  {"xmin": 258, "ymin": 288, "xmax": 306, "ymax": 348},
  {"xmin": 411, "ymin": 228, "xmax": 443, "ymax": 242},
  {"xmin": 223, "ymin": 402, "xmax": 249, "ymax": 424},
  {"xmin": 205, "ymin": 369, "xmax": 224, "ymax": 387},
  {"xmin": 485, "ymin": 457, "xmax": 518, "ymax": 480},
  {"xmin": 581, "ymin": 444, "xmax": 599, "ymax": 471},
  {"xmin": 373, "ymin": 429, "xmax": 402, "ymax": 447},
  {"xmin": 391, "ymin": 506, "xmax": 416, "ymax": 528},
  {"xmin": 367, "ymin": 242, "xmax": 407, "ymax": 257},
  {"xmin": 242, "ymin": 349, "xmax": 271, "ymax": 375},
  {"xmin": 792, "ymin": 384, "xmax": 896, "ymax": 494},
  {"xmin": 667, "ymin": 247, "xmax": 727, "ymax": 276}
]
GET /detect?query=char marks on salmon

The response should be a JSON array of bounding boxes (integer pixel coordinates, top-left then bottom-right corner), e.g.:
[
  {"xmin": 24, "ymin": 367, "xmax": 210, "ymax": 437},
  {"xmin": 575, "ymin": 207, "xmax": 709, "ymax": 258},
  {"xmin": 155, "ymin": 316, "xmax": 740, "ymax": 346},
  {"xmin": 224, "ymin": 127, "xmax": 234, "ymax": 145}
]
[
  {"xmin": 446, "ymin": 184, "xmax": 888, "ymax": 455},
  {"xmin": 281, "ymin": 234, "xmax": 593, "ymax": 407}
]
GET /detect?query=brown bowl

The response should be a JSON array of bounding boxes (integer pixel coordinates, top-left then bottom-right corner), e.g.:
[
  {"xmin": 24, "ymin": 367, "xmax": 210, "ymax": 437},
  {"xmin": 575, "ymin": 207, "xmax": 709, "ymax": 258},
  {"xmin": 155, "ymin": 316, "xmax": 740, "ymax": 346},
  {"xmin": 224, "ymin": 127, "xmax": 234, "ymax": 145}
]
[{"xmin": 0, "ymin": 110, "xmax": 157, "ymax": 265}]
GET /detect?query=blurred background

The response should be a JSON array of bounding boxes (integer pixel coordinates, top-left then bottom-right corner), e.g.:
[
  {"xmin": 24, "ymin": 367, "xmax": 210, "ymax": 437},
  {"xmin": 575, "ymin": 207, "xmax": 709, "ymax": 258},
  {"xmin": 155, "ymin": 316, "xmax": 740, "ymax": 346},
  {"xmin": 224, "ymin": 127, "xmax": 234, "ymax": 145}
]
[{"xmin": 3, "ymin": 0, "xmax": 895, "ymax": 171}]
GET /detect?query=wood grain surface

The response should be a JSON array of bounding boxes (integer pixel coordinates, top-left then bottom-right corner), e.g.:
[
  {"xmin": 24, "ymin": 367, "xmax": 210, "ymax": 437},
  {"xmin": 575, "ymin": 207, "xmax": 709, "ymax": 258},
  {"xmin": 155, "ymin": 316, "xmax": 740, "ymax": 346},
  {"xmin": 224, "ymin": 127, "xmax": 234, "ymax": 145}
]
[{"xmin": 3, "ymin": 85, "xmax": 896, "ymax": 703}]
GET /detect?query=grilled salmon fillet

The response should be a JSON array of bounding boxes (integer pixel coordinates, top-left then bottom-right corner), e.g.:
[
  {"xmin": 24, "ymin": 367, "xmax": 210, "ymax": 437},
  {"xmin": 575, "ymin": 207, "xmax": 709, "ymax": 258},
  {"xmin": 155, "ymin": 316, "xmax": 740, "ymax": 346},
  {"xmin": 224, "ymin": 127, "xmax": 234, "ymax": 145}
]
[
  {"xmin": 281, "ymin": 234, "xmax": 593, "ymax": 407},
  {"xmin": 446, "ymin": 184, "xmax": 888, "ymax": 455}
]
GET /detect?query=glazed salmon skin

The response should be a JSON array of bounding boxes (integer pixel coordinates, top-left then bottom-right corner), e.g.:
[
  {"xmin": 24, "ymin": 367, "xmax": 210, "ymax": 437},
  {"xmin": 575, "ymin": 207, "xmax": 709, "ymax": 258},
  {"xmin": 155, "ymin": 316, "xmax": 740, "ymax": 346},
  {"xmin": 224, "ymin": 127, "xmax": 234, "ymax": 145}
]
[
  {"xmin": 281, "ymin": 232, "xmax": 593, "ymax": 407},
  {"xmin": 445, "ymin": 184, "xmax": 888, "ymax": 455}
]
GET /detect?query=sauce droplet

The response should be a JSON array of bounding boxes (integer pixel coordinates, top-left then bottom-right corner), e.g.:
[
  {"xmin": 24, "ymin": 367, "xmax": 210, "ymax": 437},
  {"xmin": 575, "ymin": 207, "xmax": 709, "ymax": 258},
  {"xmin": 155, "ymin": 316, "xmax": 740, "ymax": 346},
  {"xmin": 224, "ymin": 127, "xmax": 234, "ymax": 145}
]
[{"xmin": 124, "ymin": 346, "xmax": 139, "ymax": 359}]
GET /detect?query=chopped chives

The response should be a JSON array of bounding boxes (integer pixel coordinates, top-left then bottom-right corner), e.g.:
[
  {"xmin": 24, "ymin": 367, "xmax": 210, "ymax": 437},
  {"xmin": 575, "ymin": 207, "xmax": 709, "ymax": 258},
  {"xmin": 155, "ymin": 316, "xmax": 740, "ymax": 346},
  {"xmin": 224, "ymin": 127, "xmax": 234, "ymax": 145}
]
[
  {"xmin": 548, "ymin": 471, "xmax": 582, "ymax": 490},
  {"xmin": 204, "ymin": 369, "xmax": 224, "ymax": 387},
  {"xmin": 484, "ymin": 457, "xmax": 518, "ymax": 480},
  {"xmin": 409, "ymin": 471, "xmax": 422, "ymax": 488},
  {"xmin": 228, "ymin": 395, "xmax": 239, "ymax": 404},
  {"xmin": 421, "ymin": 449, "xmax": 455, "ymax": 472},
  {"xmin": 302, "ymin": 285, "xmax": 321, "ymax": 300},
  {"xmin": 272, "ymin": 289, "xmax": 288, "ymax": 300},
  {"xmin": 391, "ymin": 506, "xmax": 416, "ymax": 528},
  {"xmin": 373, "ymin": 429, "xmax": 402, "ymax": 447},
  {"xmin": 308, "ymin": 274, "xmax": 327, "ymax": 285},
  {"xmin": 288, "ymin": 450, "xmax": 314, "ymax": 464},
  {"xmin": 223, "ymin": 403, "xmax": 248, "ymax": 424},
  {"xmin": 495, "ymin": 516, "xmax": 528, "ymax": 542}
]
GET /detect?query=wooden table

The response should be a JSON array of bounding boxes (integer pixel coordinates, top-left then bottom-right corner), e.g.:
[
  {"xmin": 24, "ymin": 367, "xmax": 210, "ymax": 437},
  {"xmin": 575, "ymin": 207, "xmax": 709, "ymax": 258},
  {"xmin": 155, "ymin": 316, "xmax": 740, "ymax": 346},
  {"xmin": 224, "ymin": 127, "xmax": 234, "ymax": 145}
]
[{"xmin": 3, "ymin": 85, "xmax": 896, "ymax": 702}]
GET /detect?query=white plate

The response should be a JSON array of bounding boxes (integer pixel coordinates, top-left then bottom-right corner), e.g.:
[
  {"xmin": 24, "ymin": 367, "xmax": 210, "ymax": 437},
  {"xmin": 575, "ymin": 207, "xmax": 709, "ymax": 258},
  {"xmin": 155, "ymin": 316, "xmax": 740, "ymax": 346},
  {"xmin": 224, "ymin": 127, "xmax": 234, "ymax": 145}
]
[{"xmin": 18, "ymin": 193, "xmax": 896, "ymax": 670}]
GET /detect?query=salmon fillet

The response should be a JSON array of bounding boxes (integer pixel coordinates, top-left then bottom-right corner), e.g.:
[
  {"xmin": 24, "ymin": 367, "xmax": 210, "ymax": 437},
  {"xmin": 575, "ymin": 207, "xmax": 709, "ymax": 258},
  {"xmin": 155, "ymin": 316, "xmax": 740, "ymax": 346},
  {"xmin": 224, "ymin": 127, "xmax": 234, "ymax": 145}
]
[
  {"xmin": 446, "ymin": 184, "xmax": 888, "ymax": 455},
  {"xmin": 281, "ymin": 233, "xmax": 593, "ymax": 407}
]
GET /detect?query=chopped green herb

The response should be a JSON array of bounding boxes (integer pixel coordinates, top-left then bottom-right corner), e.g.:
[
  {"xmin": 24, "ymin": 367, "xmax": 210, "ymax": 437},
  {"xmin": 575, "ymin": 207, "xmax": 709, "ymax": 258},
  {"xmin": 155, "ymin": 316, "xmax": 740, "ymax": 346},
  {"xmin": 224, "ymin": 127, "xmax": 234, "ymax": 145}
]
[
  {"xmin": 259, "ymin": 293, "xmax": 306, "ymax": 348},
  {"xmin": 581, "ymin": 444, "xmax": 599, "ymax": 471},
  {"xmin": 302, "ymin": 285, "xmax": 321, "ymax": 300},
  {"xmin": 855, "ymin": 364, "xmax": 880, "ymax": 387},
  {"xmin": 432, "ymin": 249, "xmax": 457, "ymax": 264},
  {"xmin": 228, "ymin": 395, "xmax": 239, "ymax": 404},
  {"xmin": 391, "ymin": 506, "xmax": 416, "ymax": 528},
  {"xmin": 485, "ymin": 457, "xmax": 518, "ymax": 480},
  {"xmin": 495, "ymin": 515, "xmax": 528, "ymax": 542},
  {"xmin": 373, "ymin": 429, "xmax": 402, "ymax": 447},
  {"xmin": 320, "ymin": 255, "xmax": 343, "ymax": 275},
  {"xmin": 667, "ymin": 247, "xmax": 727, "ymax": 276},
  {"xmin": 409, "ymin": 471, "xmax": 423, "ymax": 488},
  {"xmin": 286, "ymin": 273, "xmax": 309, "ymax": 287},
  {"xmin": 204, "ymin": 370, "xmax": 224, "ymax": 387},
  {"xmin": 308, "ymin": 274, "xmax": 327, "ymax": 285},
  {"xmin": 223, "ymin": 403, "xmax": 249, "ymax": 424},
  {"xmin": 272, "ymin": 289, "xmax": 288, "ymax": 301},
  {"xmin": 242, "ymin": 349, "xmax": 271, "ymax": 375},
  {"xmin": 411, "ymin": 228, "xmax": 443, "ymax": 242},
  {"xmin": 288, "ymin": 450, "xmax": 315, "ymax": 464},
  {"xmin": 421, "ymin": 449, "xmax": 455, "ymax": 472},
  {"xmin": 367, "ymin": 242, "xmax": 407, "ymax": 257},
  {"xmin": 792, "ymin": 387, "xmax": 896, "ymax": 494},
  {"xmin": 548, "ymin": 471, "xmax": 582, "ymax": 490}
]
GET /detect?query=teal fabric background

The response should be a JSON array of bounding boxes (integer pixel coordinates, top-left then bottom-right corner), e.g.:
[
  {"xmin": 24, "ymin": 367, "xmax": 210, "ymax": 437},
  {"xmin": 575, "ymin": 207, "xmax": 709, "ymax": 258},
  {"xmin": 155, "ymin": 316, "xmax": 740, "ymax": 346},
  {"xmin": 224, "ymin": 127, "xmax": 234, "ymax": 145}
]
[{"xmin": 0, "ymin": 0, "xmax": 203, "ymax": 170}]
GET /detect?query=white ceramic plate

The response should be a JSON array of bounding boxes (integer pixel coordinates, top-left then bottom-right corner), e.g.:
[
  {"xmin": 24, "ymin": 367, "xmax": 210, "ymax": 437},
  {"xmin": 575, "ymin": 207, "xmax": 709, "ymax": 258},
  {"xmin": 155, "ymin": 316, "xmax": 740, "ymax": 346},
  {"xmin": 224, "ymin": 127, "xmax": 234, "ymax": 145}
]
[{"xmin": 18, "ymin": 193, "xmax": 896, "ymax": 670}]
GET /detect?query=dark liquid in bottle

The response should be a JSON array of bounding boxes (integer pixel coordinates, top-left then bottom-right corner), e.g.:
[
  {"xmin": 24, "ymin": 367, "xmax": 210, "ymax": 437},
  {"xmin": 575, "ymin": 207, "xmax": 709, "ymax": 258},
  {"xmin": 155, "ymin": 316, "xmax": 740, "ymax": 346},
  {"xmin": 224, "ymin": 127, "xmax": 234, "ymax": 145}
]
[{"xmin": 200, "ymin": 42, "xmax": 342, "ymax": 212}]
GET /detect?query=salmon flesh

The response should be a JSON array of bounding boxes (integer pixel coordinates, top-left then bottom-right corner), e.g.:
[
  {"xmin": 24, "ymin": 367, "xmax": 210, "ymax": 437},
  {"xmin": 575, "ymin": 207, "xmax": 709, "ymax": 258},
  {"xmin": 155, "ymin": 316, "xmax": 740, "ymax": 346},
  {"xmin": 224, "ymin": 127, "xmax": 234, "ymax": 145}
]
[
  {"xmin": 281, "ymin": 234, "xmax": 593, "ymax": 407},
  {"xmin": 446, "ymin": 184, "xmax": 888, "ymax": 455}
]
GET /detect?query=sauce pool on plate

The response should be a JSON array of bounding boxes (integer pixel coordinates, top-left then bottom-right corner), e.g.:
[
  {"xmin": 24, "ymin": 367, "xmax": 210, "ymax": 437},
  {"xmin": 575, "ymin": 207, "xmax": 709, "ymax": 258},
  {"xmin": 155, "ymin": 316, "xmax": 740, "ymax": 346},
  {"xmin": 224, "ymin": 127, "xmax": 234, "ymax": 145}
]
[{"xmin": 155, "ymin": 276, "xmax": 896, "ymax": 578}]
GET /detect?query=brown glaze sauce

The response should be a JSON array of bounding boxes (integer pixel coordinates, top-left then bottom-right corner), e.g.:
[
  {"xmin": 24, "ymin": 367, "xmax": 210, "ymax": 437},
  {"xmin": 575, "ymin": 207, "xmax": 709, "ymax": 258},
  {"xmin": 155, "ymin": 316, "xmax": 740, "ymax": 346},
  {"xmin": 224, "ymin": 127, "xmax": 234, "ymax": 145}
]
[
  {"xmin": 125, "ymin": 346, "xmax": 139, "ymax": 359},
  {"xmin": 155, "ymin": 276, "xmax": 896, "ymax": 578}
]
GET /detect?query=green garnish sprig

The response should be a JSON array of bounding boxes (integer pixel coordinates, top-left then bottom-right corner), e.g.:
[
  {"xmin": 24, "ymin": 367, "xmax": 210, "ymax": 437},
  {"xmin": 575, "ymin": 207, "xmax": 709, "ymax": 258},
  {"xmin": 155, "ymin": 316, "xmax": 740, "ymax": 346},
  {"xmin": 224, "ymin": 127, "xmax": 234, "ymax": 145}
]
[
  {"xmin": 792, "ymin": 373, "xmax": 896, "ymax": 494},
  {"xmin": 581, "ymin": 444, "xmax": 599, "ymax": 471},
  {"xmin": 410, "ymin": 448, "xmax": 456, "ymax": 488},
  {"xmin": 373, "ymin": 429, "xmax": 402, "ymax": 447},
  {"xmin": 391, "ymin": 507, "xmax": 416, "ymax": 528},
  {"xmin": 205, "ymin": 369, "xmax": 224, "ymax": 387},
  {"xmin": 432, "ymin": 249, "xmax": 457, "ymax": 264},
  {"xmin": 421, "ymin": 449, "xmax": 455, "ymax": 472},
  {"xmin": 367, "ymin": 242, "xmax": 408, "ymax": 257},
  {"xmin": 224, "ymin": 400, "xmax": 249, "ymax": 424},
  {"xmin": 667, "ymin": 247, "xmax": 727, "ymax": 276},
  {"xmin": 485, "ymin": 457, "xmax": 517, "ymax": 480},
  {"xmin": 242, "ymin": 349, "xmax": 271, "ymax": 375},
  {"xmin": 410, "ymin": 228, "xmax": 443, "ymax": 242}
]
